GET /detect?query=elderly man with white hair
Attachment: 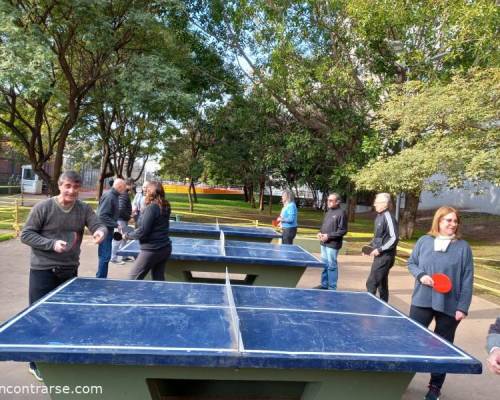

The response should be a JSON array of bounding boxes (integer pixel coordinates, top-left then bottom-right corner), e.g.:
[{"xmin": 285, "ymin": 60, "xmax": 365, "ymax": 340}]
[{"xmin": 365, "ymin": 192, "xmax": 398, "ymax": 301}]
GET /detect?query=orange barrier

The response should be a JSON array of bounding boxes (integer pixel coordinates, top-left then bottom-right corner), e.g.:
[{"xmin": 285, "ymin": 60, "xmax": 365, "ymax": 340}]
[{"xmin": 163, "ymin": 184, "xmax": 243, "ymax": 195}]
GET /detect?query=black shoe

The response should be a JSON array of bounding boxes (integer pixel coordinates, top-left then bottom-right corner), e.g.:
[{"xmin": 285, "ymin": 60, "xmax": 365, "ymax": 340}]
[
  {"xmin": 28, "ymin": 363, "xmax": 43, "ymax": 382},
  {"xmin": 313, "ymin": 285, "xmax": 328, "ymax": 290},
  {"xmin": 424, "ymin": 385, "xmax": 440, "ymax": 400}
]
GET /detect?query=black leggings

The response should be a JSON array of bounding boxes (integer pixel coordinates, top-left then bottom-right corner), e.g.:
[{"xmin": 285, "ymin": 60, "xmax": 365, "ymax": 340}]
[
  {"xmin": 410, "ymin": 305, "xmax": 460, "ymax": 389},
  {"xmin": 128, "ymin": 244, "xmax": 171, "ymax": 281}
]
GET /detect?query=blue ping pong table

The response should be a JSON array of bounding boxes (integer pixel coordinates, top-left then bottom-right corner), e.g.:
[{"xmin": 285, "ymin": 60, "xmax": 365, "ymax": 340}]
[
  {"xmin": 0, "ymin": 278, "xmax": 481, "ymax": 400},
  {"xmin": 117, "ymin": 236, "xmax": 324, "ymax": 287},
  {"xmin": 169, "ymin": 221, "xmax": 281, "ymax": 242}
]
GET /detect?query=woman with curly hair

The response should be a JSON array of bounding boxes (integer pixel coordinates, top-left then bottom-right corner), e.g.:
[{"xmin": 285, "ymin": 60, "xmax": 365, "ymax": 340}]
[{"xmin": 124, "ymin": 181, "xmax": 172, "ymax": 280}]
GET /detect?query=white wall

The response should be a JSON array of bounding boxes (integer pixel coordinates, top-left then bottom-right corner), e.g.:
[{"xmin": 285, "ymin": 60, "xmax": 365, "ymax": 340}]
[{"xmin": 419, "ymin": 181, "xmax": 500, "ymax": 215}]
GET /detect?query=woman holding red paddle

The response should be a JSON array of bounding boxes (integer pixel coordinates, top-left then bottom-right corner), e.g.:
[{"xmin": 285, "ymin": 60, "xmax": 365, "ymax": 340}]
[{"xmin": 408, "ymin": 206, "xmax": 474, "ymax": 400}]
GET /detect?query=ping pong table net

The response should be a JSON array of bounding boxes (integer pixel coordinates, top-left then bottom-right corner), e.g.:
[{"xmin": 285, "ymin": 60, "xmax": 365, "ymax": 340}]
[{"xmin": 225, "ymin": 268, "xmax": 244, "ymax": 352}]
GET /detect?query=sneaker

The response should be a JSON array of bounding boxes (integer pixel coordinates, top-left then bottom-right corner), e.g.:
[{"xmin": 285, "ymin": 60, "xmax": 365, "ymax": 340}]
[
  {"xmin": 313, "ymin": 285, "xmax": 328, "ymax": 290},
  {"xmin": 28, "ymin": 363, "xmax": 43, "ymax": 382},
  {"xmin": 424, "ymin": 385, "xmax": 440, "ymax": 400},
  {"xmin": 110, "ymin": 259, "xmax": 125, "ymax": 265}
]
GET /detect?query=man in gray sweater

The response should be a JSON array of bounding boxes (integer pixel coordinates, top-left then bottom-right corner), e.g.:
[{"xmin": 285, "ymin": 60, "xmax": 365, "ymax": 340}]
[{"xmin": 21, "ymin": 170, "xmax": 107, "ymax": 381}]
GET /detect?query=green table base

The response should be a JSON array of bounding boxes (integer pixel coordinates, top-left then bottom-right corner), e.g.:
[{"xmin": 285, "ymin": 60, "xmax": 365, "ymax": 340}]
[
  {"xmin": 165, "ymin": 260, "xmax": 305, "ymax": 287},
  {"xmin": 38, "ymin": 363, "xmax": 414, "ymax": 400}
]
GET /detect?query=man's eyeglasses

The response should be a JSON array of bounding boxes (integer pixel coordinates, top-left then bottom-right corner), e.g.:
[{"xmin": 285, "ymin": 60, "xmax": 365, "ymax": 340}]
[{"xmin": 441, "ymin": 218, "xmax": 459, "ymax": 224}]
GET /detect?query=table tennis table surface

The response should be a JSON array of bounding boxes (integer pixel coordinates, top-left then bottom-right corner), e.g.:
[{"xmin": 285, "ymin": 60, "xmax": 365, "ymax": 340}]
[
  {"xmin": 169, "ymin": 221, "xmax": 281, "ymax": 239},
  {"xmin": 118, "ymin": 237, "xmax": 324, "ymax": 269},
  {"xmin": 0, "ymin": 278, "xmax": 481, "ymax": 374}
]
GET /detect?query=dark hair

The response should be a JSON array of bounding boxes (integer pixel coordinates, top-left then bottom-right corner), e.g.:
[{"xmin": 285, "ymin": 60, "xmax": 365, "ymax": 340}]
[
  {"xmin": 145, "ymin": 181, "xmax": 170, "ymax": 211},
  {"xmin": 125, "ymin": 178, "xmax": 134, "ymax": 186},
  {"xmin": 58, "ymin": 171, "xmax": 82, "ymax": 185}
]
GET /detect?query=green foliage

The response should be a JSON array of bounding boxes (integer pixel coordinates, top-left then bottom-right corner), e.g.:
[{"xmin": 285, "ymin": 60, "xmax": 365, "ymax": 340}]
[{"xmin": 354, "ymin": 68, "xmax": 500, "ymax": 193}]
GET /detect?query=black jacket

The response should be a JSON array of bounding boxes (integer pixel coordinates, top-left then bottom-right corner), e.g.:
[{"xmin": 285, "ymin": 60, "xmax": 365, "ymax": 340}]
[
  {"xmin": 98, "ymin": 188, "xmax": 120, "ymax": 229},
  {"xmin": 320, "ymin": 207, "xmax": 348, "ymax": 249},
  {"xmin": 370, "ymin": 210, "xmax": 398, "ymax": 254},
  {"xmin": 118, "ymin": 190, "xmax": 132, "ymax": 221},
  {"xmin": 127, "ymin": 203, "xmax": 171, "ymax": 250}
]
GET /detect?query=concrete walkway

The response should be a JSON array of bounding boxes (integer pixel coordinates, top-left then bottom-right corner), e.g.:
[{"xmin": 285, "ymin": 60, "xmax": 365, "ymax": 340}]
[{"xmin": 0, "ymin": 237, "xmax": 498, "ymax": 399}]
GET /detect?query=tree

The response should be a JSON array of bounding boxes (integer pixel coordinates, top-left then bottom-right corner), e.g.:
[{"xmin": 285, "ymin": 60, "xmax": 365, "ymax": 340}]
[
  {"xmin": 0, "ymin": 0, "xmax": 179, "ymax": 194},
  {"xmin": 354, "ymin": 68, "xmax": 499, "ymax": 238}
]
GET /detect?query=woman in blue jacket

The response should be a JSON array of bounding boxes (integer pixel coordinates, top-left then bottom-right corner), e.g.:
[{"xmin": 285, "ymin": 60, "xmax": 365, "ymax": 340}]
[{"xmin": 277, "ymin": 190, "xmax": 298, "ymax": 244}]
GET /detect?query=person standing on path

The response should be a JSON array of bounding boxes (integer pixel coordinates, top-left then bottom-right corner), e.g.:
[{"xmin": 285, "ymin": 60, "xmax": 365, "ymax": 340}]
[
  {"xmin": 316, "ymin": 193, "xmax": 348, "ymax": 290},
  {"xmin": 277, "ymin": 190, "xmax": 298, "ymax": 244},
  {"xmin": 96, "ymin": 178, "xmax": 126, "ymax": 278},
  {"xmin": 21, "ymin": 171, "xmax": 107, "ymax": 381},
  {"xmin": 365, "ymin": 193, "xmax": 398, "ymax": 301}
]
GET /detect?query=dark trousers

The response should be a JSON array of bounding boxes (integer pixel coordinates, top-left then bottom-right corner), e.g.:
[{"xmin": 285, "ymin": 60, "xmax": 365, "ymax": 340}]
[
  {"xmin": 128, "ymin": 244, "xmax": 172, "ymax": 281},
  {"xmin": 29, "ymin": 268, "xmax": 78, "ymax": 305},
  {"xmin": 365, "ymin": 252, "xmax": 395, "ymax": 302},
  {"xmin": 28, "ymin": 268, "xmax": 77, "ymax": 371},
  {"xmin": 282, "ymin": 227, "xmax": 297, "ymax": 245},
  {"xmin": 410, "ymin": 305, "xmax": 460, "ymax": 390}
]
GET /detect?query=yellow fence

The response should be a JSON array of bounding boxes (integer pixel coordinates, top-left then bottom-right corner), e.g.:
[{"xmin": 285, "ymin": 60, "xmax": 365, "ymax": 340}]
[
  {"xmin": 396, "ymin": 241, "xmax": 500, "ymax": 297},
  {"xmin": 0, "ymin": 199, "xmax": 25, "ymax": 237},
  {"xmin": 163, "ymin": 184, "xmax": 242, "ymax": 195}
]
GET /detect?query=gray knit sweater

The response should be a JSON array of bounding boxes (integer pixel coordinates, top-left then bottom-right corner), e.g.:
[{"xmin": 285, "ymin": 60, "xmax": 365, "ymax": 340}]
[
  {"xmin": 408, "ymin": 235, "xmax": 474, "ymax": 317},
  {"xmin": 21, "ymin": 198, "xmax": 106, "ymax": 270}
]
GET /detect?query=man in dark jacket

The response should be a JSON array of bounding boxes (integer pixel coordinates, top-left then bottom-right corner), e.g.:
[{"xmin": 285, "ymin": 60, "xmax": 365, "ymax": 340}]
[
  {"xmin": 316, "ymin": 193, "xmax": 348, "ymax": 290},
  {"xmin": 110, "ymin": 178, "xmax": 134, "ymax": 264},
  {"xmin": 96, "ymin": 178, "xmax": 126, "ymax": 278},
  {"xmin": 365, "ymin": 192, "xmax": 398, "ymax": 301}
]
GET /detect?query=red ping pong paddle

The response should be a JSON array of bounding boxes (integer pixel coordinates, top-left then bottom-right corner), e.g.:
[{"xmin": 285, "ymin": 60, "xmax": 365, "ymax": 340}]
[
  {"xmin": 272, "ymin": 218, "xmax": 279, "ymax": 227},
  {"xmin": 361, "ymin": 245, "xmax": 374, "ymax": 255},
  {"xmin": 59, "ymin": 231, "xmax": 79, "ymax": 252},
  {"xmin": 432, "ymin": 273, "xmax": 452, "ymax": 293}
]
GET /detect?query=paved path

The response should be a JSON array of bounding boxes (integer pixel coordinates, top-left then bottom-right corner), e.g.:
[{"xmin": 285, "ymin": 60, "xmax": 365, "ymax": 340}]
[{"xmin": 0, "ymin": 238, "xmax": 498, "ymax": 399}]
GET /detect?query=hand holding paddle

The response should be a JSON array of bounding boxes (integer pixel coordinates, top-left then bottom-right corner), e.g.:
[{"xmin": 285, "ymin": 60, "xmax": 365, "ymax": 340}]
[
  {"xmin": 420, "ymin": 273, "xmax": 452, "ymax": 294},
  {"xmin": 432, "ymin": 273, "xmax": 452, "ymax": 294},
  {"xmin": 361, "ymin": 245, "xmax": 374, "ymax": 256}
]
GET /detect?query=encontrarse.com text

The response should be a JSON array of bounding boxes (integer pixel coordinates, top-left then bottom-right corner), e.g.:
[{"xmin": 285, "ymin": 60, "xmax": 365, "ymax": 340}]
[{"xmin": 0, "ymin": 384, "xmax": 103, "ymax": 395}]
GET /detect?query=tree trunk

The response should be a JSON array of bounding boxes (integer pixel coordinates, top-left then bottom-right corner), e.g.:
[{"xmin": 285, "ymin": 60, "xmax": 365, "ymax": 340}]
[
  {"xmin": 346, "ymin": 193, "xmax": 357, "ymax": 223},
  {"xmin": 97, "ymin": 145, "xmax": 112, "ymax": 201},
  {"xmin": 187, "ymin": 184, "xmax": 194, "ymax": 212},
  {"xmin": 268, "ymin": 183, "xmax": 273, "ymax": 216},
  {"xmin": 243, "ymin": 185, "xmax": 249, "ymax": 202},
  {"xmin": 190, "ymin": 181, "xmax": 198, "ymax": 203},
  {"xmin": 346, "ymin": 182, "xmax": 357, "ymax": 222},
  {"xmin": 248, "ymin": 185, "xmax": 256, "ymax": 208},
  {"xmin": 399, "ymin": 192, "xmax": 421, "ymax": 240},
  {"xmin": 258, "ymin": 175, "xmax": 265, "ymax": 211}
]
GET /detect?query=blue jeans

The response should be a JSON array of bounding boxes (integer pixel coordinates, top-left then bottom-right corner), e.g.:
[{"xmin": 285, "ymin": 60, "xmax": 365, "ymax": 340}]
[
  {"xmin": 111, "ymin": 220, "xmax": 128, "ymax": 261},
  {"xmin": 97, "ymin": 228, "xmax": 113, "ymax": 278},
  {"xmin": 321, "ymin": 246, "xmax": 339, "ymax": 290}
]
